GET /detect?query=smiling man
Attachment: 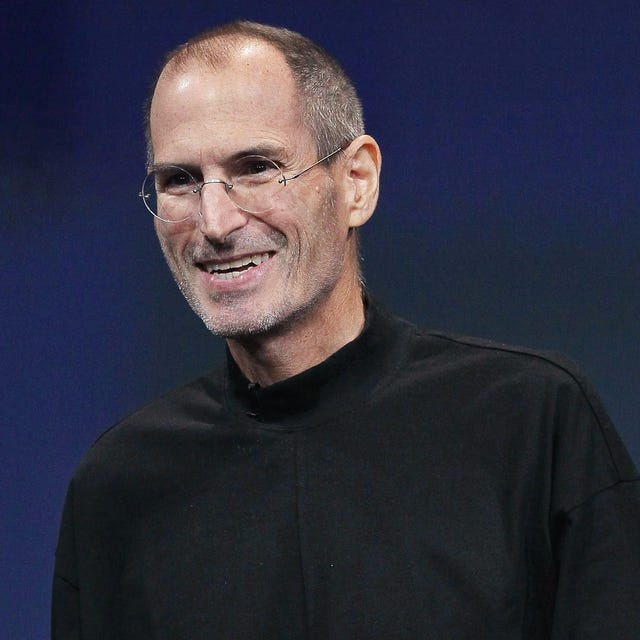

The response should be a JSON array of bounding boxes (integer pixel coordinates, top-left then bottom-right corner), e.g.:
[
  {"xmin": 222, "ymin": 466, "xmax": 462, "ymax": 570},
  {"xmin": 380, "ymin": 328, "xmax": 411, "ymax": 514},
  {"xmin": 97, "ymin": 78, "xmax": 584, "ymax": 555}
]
[
  {"xmin": 53, "ymin": 21, "xmax": 640, "ymax": 640},
  {"xmin": 147, "ymin": 33, "xmax": 379, "ymax": 384}
]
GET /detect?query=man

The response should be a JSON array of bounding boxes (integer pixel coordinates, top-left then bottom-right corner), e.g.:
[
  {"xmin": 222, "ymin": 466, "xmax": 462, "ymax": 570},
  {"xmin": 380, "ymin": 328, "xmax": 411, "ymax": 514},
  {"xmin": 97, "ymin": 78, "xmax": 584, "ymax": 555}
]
[{"xmin": 53, "ymin": 21, "xmax": 640, "ymax": 639}]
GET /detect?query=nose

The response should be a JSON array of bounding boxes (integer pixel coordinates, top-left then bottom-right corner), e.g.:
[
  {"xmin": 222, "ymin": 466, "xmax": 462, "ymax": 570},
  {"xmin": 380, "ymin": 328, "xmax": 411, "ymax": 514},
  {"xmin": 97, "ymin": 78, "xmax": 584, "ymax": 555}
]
[{"xmin": 197, "ymin": 180, "xmax": 249, "ymax": 242}]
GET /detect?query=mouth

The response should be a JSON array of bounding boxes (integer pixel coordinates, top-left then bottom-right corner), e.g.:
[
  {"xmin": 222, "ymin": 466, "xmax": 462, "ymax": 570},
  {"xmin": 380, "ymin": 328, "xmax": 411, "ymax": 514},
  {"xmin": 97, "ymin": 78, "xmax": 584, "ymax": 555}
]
[{"xmin": 198, "ymin": 252, "xmax": 274, "ymax": 280}]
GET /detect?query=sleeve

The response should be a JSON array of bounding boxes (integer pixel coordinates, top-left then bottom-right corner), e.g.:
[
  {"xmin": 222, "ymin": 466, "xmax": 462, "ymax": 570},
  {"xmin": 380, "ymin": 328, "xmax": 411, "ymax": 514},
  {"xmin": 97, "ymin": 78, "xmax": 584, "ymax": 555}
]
[
  {"xmin": 548, "ymin": 367, "xmax": 640, "ymax": 638},
  {"xmin": 551, "ymin": 480, "xmax": 640, "ymax": 638},
  {"xmin": 51, "ymin": 480, "xmax": 81, "ymax": 640}
]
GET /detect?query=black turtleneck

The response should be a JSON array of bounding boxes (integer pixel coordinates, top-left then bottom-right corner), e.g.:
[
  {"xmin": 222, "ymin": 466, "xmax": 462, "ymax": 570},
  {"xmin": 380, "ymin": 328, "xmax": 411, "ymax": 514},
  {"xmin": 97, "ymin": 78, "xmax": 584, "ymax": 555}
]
[
  {"xmin": 224, "ymin": 297, "xmax": 415, "ymax": 427},
  {"xmin": 53, "ymin": 297, "xmax": 640, "ymax": 639}
]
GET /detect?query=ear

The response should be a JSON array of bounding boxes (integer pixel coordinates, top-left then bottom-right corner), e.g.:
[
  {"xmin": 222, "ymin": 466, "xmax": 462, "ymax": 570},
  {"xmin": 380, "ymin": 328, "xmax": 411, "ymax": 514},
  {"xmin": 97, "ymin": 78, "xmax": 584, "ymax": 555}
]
[{"xmin": 340, "ymin": 135, "xmax": 382, "ymax": 229}]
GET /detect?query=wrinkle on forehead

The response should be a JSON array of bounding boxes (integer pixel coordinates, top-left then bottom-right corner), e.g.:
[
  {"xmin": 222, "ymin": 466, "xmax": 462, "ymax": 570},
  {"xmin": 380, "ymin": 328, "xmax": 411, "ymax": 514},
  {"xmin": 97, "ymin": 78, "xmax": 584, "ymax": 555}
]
[{"xmin": 150, "ymin": 40, "xmax": 310, "ymax": 166}]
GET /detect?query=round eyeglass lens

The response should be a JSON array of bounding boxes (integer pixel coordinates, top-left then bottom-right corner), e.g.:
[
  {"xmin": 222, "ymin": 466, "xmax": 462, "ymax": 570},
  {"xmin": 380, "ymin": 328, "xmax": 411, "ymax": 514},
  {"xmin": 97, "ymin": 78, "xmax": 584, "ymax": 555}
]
[
  {"xmin": 141, "ymin": 165, "xmax": 198, "ymax": 222},
  {"xmin": 225, "ymin": 155, "xmax": 285, "ymax": 214},
  {"xmin": 140, "ymin": 156, "xmax": 287, "ymax": 222}
]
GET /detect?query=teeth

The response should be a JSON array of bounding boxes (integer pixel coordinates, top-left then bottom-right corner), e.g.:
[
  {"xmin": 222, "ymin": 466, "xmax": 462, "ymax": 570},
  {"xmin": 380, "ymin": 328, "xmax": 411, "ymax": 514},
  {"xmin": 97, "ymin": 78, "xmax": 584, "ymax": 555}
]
[{"xmin": 206, "ymin": 252, "xmax": 271, "ymax": 277}]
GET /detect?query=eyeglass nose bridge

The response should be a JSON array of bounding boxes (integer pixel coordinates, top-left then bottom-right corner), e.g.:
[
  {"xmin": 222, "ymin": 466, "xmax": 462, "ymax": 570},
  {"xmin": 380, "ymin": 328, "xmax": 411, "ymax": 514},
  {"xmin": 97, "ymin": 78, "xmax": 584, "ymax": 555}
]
[
  {"xmin": 192, "ymin": 178, "xmax": 234, "ymax": 195},
  {"xmin": 192, "ymin": 178, "xmax": 236, "ymax": 218}
]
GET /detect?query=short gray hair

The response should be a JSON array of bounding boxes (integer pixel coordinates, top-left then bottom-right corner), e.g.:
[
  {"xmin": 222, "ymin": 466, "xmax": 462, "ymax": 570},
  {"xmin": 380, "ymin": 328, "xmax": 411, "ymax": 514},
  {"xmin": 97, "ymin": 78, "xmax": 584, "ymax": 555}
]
[{"xmin": 144, "ymin": 21, "xmax": 364, "ymax": 166}]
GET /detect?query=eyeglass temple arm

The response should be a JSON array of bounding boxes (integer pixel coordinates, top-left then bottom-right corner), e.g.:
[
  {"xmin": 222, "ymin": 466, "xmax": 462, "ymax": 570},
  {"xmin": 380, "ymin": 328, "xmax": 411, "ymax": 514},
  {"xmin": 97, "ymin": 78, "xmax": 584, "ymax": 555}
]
[{"xmin": 278, "ymin": 145, "xmax": 345, "ymax": 185}]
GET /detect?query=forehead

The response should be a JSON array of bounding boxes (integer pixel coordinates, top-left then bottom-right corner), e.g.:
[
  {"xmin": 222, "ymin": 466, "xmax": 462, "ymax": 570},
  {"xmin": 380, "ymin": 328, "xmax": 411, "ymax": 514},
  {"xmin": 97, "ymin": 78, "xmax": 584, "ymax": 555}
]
[{"xmin": 149, "ymin": 41, "xmax": 310, "ymax": 163}]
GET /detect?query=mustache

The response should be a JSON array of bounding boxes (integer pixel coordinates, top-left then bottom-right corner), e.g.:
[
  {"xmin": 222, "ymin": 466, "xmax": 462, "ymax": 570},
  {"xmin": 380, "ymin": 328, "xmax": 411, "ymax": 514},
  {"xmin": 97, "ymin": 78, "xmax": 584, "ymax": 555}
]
[{"xmin": 187, "ymin": 229, "xmax": 286, "ymax": 263}]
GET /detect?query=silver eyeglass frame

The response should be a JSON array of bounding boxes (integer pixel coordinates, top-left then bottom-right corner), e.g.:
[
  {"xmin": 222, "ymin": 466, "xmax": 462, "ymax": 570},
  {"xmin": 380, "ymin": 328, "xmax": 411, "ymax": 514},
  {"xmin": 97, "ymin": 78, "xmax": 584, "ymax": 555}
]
[{"xmin": 139, "ymin": 145, "xmax": 345, "ymax": 222}]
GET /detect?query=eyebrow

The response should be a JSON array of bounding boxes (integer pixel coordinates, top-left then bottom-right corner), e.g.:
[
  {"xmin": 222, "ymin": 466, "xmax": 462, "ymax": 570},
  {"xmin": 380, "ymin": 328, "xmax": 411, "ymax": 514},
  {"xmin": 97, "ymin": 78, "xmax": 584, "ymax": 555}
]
[
  {"xmin": 227, "ymin": 144, "xmax": 287, "ymax": 162},
  {"xmin": 149, "ymin": 144, "xmax": 290, "ymax": 173}
]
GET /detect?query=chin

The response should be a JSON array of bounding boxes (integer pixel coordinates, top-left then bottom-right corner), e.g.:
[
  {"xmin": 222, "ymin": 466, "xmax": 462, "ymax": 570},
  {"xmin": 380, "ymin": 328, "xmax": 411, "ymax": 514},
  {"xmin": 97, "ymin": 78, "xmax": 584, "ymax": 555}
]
[
  {"xmin": 175, "ymin": 281, "xmax": 283, "ymax": 338},
  {"xmin": 198, "ymin": 294, "xmax": 322, "ymax": 339},
  {"xmin": 198, "ymin": 306, "xmax": 287, "ymax": 338}
]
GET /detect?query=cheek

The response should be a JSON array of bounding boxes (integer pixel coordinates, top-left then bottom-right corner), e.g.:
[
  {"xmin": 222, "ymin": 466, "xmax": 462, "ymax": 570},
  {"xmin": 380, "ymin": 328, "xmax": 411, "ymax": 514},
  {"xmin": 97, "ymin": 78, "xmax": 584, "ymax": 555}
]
[
  {"xmin": 295, "ymin": 198, "xmax": 347, "ymax": 274},
  {"xmin": 155, "ymin": 221, "xmax": 193, "ymax": 258}
]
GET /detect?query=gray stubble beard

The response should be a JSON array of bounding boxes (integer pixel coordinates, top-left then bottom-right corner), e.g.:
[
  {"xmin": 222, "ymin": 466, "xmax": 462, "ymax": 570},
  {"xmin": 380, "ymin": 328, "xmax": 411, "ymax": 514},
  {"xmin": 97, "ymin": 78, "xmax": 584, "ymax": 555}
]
[{"xmin": 160, "ymin": 182, "xmax": 342, "ymax": 339}]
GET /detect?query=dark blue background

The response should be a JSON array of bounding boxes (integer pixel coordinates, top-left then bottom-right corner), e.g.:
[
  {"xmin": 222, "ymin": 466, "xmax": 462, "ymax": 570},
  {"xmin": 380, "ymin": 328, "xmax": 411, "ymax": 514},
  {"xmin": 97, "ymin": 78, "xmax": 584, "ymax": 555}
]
[{"xmin": 3, "ymin": 2, "xmax": 638, "ymax": 637}]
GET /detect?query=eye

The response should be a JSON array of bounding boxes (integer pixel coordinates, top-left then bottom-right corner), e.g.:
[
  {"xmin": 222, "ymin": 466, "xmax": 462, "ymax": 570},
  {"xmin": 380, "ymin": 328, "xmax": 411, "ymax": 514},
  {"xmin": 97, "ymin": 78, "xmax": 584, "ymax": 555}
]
[
  {"xmin": 235, "ymin": 156, "xmax": 280, "ymax": 181},
  {"xmin": 154, "ymin": 166, "xmax": 196, "ymax": 194}
]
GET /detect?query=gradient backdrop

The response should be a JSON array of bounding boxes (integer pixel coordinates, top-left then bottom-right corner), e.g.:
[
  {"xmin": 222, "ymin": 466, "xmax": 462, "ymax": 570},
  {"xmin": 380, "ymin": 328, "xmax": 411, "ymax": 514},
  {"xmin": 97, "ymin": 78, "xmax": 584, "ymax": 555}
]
[{"xmin": 3, "ymin": 2, "xmax": 638, "ymax": 637}]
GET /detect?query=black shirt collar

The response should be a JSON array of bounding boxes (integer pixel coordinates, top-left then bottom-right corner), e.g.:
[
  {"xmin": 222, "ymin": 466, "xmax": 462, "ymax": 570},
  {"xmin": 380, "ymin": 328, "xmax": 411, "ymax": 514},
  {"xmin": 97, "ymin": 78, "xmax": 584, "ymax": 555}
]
[{"xmin": 224, "ymin": 295, "xmax": 414, "ymax": 429}]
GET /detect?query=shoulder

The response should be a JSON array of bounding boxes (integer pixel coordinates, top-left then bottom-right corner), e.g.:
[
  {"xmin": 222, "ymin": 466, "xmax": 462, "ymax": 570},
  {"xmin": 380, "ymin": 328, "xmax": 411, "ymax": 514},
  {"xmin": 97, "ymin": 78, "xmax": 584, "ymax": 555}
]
[
  {"xmin": 372, "ymin": 300, "xmax": 601, "ymax": 417},
  {"xmin": 73, "ymin": 368, "xmax": 227, "ymax": 482},
  {"xmin": 408, "ymin": 326, "xmax": 592, "ymax": 394},
  {"xmin": 372, "ymin": 297, "xmax": 585, "ymax": 390},
  {"xmin": 403, "ymin": 326, "xmax": 638, "ymax": 485}
]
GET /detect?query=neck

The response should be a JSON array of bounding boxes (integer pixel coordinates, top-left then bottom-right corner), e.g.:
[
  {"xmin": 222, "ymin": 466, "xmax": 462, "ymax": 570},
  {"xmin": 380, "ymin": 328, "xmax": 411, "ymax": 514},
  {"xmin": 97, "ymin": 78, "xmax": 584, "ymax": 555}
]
[{"xmin": 226, "ymin": 280, "xmax": 365, "ymax": 387}]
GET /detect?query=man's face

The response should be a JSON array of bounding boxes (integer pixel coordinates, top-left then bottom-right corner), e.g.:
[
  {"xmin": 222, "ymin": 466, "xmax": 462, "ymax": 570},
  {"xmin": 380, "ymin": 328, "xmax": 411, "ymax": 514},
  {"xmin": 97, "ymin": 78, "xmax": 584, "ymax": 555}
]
[{"xmin": 149, "ymin": 42, "xmax": 356, "ymax": 338}]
